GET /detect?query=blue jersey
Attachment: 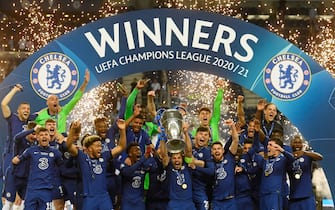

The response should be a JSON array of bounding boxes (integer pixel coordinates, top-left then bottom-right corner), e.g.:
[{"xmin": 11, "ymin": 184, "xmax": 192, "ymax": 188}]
[
  {"xmin": 49, "ymin": 140, "xmax": 67, "ymax": 188},
  {"xmin": 13, "ymin": 129, "xmax": 37, "ymax": 178},
  {"xmin": 239, "ymin": 132, "xmax": 265, "ymax": 152},
  {"xmin": 76, "ymin": 150, "xmax": 114, "ymax": 210},
  {"xmin": 19, "ymin": 145, "xmax": 62, "ymax": 190},
  {"xmin": 192, "ymin": 146, "xmax": 214, "ymax": 203},
  {"xmin": 3, "ymin": 113, "xmax": 37, "ymax": 177},
  {"xmin": 77, "ymin": 150, "xmax": 110, "ymax": 196},
  {"xmin": 121, "ymin": 156, "xmax": 157, "ymax": 209},
  {"xmin": 245, "ymin": 152, "xmax": 263, "ymax": 200},
  {"xmin": 167, "ymin": 162, "xmax": 193, "ymax": 201},
  {"xmin": 5, "ymin": 113, "xmax": 37, "ymax": 155},
  {"xmin": 212, "ymin": 151, "xmax": 236, "ymax": 200},
  {"xmin": 235, "ymin": 154, "xmax": 252, "ymax": 196},
  {"xmin": 120, "ymin": 128, "xmax": 151, "ymax": 163},
  {"xmin": 255, "ymin": 151, "xmax": 294, "ymax": 195},
  {"xmin": 146, "ymin": 157, "xmax": 169, "ymax": 202},
  {"xmin": 101, "ymin": 134, "xmax": 116, "ymax": 154},
  {"xmin": 106, "ymin": 121, "xmax": 120, "ymax": 150},
  {"xmin": 192, "ymin": 146, "xmax": 212, "ymax": 162},
  {"xmin": 126, "ymin": 128, "xmax": 151, "ymax": 154},
  {"xmin": 59, "ymin": 154, "xmax": 79, "ymax": 179},
  {"xmin": 288, "ymin": 155, "xmax": 314, "ymax": 199}
]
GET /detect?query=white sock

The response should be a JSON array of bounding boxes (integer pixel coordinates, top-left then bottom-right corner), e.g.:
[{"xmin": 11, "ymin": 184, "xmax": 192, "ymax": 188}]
[
  {"xmin": 64, "ymin": 200, "xmax": 73, "ymax": 210},
  {"xmin": 12, "ymin": 200, "xmax": 24, "ymax": 210},
  {"xmin": 12, "ymin": 204, "xmax": 19, "ymax": 210},
  {"xmin": 2, "ymin": 200, "xmax": 13, "ymax": 210}
]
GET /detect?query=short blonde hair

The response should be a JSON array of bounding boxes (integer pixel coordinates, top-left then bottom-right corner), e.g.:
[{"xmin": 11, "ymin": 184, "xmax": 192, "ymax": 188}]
[{"xmin": 82, "ymin": 135, "xmax": 101, "ymax": 148}]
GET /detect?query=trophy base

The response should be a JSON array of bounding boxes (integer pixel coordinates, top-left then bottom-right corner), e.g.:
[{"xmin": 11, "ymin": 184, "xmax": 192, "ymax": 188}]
[{"xmin": 166, "ymin": 139, "xmax": 186, "ymax": 153}]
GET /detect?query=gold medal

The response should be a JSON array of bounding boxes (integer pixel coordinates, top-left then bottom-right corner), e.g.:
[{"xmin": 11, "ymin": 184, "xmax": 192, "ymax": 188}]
[{"xmin": 182, "ymin": 183, "xmax": 187, "ymax": 189}]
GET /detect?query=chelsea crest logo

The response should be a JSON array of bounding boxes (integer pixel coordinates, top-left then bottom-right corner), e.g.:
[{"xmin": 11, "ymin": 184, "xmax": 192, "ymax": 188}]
[
  {"xmin": 30, "ymin": 52, "xmax": 79, "ymax": 100},
  {"xmin": 264, "ymin": 53, "xmax": 311, "ymax": 100}
]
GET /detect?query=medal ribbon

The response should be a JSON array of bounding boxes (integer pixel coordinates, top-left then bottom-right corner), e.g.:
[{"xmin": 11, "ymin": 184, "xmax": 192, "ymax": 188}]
[
  {"xmin": 172, "ymin": 168, "xmax": 185, "ymax": 186},
  {"xmin": 86, "ymin": 154, "xmax": 97, "ymax": 179},
  {"xmin": 262, "ymin": 120, "xmax": 275, "ymax": 138}
]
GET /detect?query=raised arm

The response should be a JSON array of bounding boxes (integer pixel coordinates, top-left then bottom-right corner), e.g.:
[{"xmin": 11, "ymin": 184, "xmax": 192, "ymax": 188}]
[
  {"xmin": 237, "ymin": 95, "xmax": 246, "ymax": 127},
  {"xmin": 294, "ymin": 150, "xmax": 323, "ymax": 161},
  {"xmin": 275, "ymin": 143, "xmax": 295, "ymax": 164},
  {"xmin": 158, "ymin": 140, "xmax": 170, "ymax": 167},
  {"xmin": 147, "ymin": 90, "xmax": 157, "ymax": 117},
  {"xmin": 14, "ymin": 124, "xmax": 41, "ymax": 143},
  {"xmin": 210, "ymin": 79, "xmax": 225, "ymax": 142},
  {"xmin": 183, "ymin": 122, "xmax": 193, "ymax": 159},
  {"xmin": 66, "ymin": 121, "xmax": 81, "ymax": 157},
  {"xmin": 117, "ymin": 83, "xmax": 128, "ymax": 119},
  {"xmin": 125, "ymin": 79, "xmax": 150, "ymax": 120},
  {"xmin": 253, "ymin": 118, "xmax": 266, "ymax": 143},
  {"xmin": 1, "ymin": 84, "xmax": 23, "ymax": 118},
  {"xmin": 79, "ymin": 69, "xmax": 90, "ymax": 92},
  {"xmin": 125, "ymin": 105, "xmax": 141, "ymax": 127},
  {"xmin": 111, "ymin": 119, "xmax": 127, "ymax": 157},
  {"xmin": 304, "ymin": 151, "xmax": 323, "ymax": 161},
  {"xmin": 226, "ymin": 119, "xmax": 239, "ymax": 155},
  {"xmin": 61, "ymin": 70, "xmax": 89, "ymax": 118},
  {"xmin": 255, "ymin": 99, "xmax": 266, "ymax": 121}
]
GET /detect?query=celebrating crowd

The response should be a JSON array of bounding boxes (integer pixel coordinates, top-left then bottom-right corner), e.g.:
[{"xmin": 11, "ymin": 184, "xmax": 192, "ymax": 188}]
[{"xmin": 1, "ymin": 71, "xmax": 323, "ymax": 210}]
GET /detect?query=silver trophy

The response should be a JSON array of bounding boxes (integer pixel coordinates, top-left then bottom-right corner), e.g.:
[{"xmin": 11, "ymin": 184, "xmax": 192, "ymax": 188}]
[{"xmin": 160, "ymin": 109, "xmax": 185, "ymax": 153}]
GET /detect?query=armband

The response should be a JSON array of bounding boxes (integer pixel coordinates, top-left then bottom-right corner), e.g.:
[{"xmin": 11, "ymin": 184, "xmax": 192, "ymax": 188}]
[{"xmin": 184, "ymin": 157, "xmax": 193, "ymax": 164}]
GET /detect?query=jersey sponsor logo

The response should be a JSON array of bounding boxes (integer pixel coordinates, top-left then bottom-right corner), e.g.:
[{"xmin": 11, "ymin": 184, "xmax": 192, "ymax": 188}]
[
  {"xmin": 30, "ymin": 52, "xmax": 79, "ymax": 101},
  {"xmin": 216, "ymin": 167, "xmax": 227, "ymax": 180},
  {"xmin": 64, "ymin": 152, "xmax": 71, "ymax": 159},
  {"xmin": 157, "ymin": 170, "xmax": 167, "ymax": 181},
  {"xmin": 93, "ymin": 164, "xmax": 103, "ymax": 174},
  {"xmin": 38, "ymin": 157, "xmax": 49, "ymax": 170},
  {"xmin": 264, "ymin": 53, "xmax": 311, "ymax": 100},
  {"xmin": 132, "ymin": 176, "xmax": 142, "ymax": 188}
]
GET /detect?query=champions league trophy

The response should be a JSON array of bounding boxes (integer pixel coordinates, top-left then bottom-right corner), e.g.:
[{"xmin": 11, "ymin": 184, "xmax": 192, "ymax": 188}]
[{"xmin": 160, "ymin": 109, "xmax": 185, "ymax": 153}]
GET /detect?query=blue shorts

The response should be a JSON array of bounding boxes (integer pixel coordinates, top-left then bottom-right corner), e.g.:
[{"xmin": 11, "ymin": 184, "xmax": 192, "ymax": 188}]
[
  {"xmin": 25, "ymin": 188, "xmax": 52, "ymax": 210},
  {"xmin": 211, "ymin": 198, "xmax": 237, "ymax": 210},
  {"xmin": 51, "ymin": 184, "xmax": 64, "ymax": 200},
  {"xmin": 260, "ymin": 192, "xmax": 283, "ymax": 210},
  {"xmin": 167, "ymin": 199, "xmax": 196, "ymax": 210},
  {"xmin": 107, "ymin": 175, "xmax": 121, "ymax": 205},
  {"xmin": 82, "ymin": 192, "xmax": 113, "ymax": 210},
  {"xmin": 121, "ymin": 200, "xmax": 145, "ymax": 210},
  {"xmin": 146, "ymin": 199, "xmax": 169, "ymax": 210},
  {"xmin": 288, "ymin": 196, "xmax": 316, "ymax": 210},
  {"xmin": 194, "ymin": 199, "xmax": 210, "ymax": 210},
  {"xmin": 2, "ymin": 166, "xmax": 16, "ymax": 202},
  {"xmin": 236, "ymin": 194, "xmax": 255, "ymax": 210},
  {"xmin": 193, "ymin": 189, "xmax": 210, "ymax": 210},
  {"xmin": 2, "ymin": 152, "xmax": 12, "ymax": 177},
  {"xmin": 61, "ymin": 177, "xmax": 77, "ymax": 203},
  {"xmin": 14, "ymin": 176, "xmax": 28, "ymax": 200}
]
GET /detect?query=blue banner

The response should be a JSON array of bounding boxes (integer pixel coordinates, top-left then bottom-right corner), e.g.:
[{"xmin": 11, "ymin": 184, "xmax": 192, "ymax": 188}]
[{"xmin": 0, "ymin": 8, "xmax": 334, "ymax": 198}]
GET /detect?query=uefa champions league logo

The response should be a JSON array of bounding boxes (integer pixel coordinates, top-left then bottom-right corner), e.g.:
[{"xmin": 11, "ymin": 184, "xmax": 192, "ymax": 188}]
[
  {"xmin": 264, "ymin": 53, "xmax": 311, "ymax": 100},
  {"xmin": 30, "ymin": 52, "xmax": 79, "ymax": 100}
]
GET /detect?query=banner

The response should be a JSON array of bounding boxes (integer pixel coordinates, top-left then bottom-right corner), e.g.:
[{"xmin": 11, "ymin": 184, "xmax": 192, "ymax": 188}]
[{"xmin": 0, "ymin": 8, "xmax": 334, "ymax": 198}]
